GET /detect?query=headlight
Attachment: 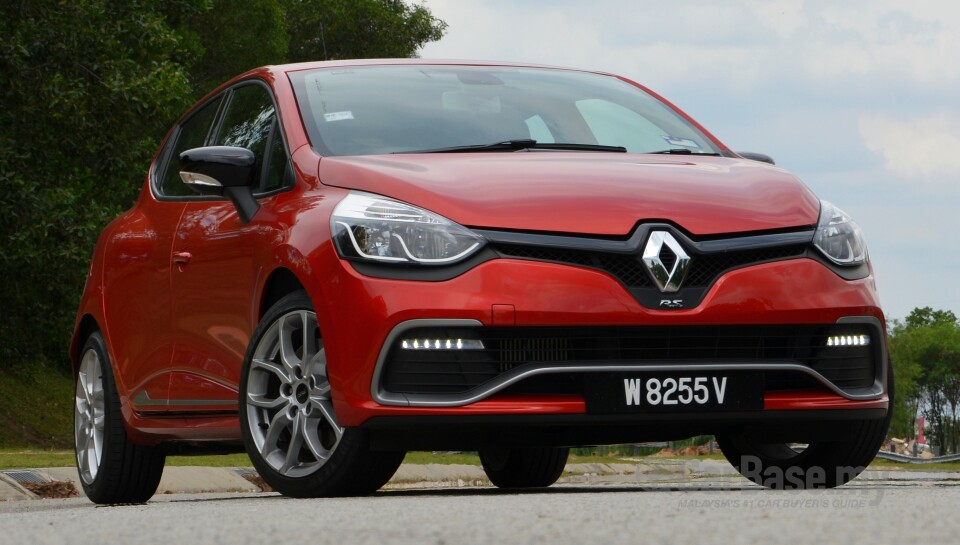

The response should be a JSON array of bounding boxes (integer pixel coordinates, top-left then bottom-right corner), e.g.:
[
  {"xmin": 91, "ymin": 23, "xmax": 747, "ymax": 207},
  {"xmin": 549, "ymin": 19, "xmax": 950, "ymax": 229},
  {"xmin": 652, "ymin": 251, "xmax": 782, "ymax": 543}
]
[
  {"xmin": 812, "ymin": 200, "xmax": 868, "ymax": 266},
  {"xmin": 331, "ymin": 192, "xmax": 485, "ymax": 265}
]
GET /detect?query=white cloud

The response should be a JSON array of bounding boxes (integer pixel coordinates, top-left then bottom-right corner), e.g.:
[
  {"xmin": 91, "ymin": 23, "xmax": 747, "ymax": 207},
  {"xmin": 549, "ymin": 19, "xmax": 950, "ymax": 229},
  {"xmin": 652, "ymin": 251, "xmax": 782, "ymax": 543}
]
[
  {"xmin": 746, "ymin": 0, "xmax": 807, "ymax": 38},
  {"xmin": 859, "ymin": 113, "xmax": 960, "ymax": 184}
]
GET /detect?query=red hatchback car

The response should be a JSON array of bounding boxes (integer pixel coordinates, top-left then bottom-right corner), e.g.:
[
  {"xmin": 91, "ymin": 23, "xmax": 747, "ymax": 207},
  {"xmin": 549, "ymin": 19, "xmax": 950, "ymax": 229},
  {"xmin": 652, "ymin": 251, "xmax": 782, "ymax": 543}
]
[{"xmin": 71, "ymin": 60, "xmax": 890, "ymax": 502}]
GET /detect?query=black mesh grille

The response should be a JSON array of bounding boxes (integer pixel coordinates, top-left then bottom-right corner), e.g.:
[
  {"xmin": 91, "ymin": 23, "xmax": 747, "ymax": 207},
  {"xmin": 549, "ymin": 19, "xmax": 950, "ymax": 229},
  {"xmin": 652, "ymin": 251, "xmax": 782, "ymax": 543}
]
[
  {"xmin": 597, "ymin": 255, "xmax": 651, "ymax": 287},
  {"xmin": 684, "ymin": 245, "xmax": 809, "ymax": 286},
  {"xmin": 381, "ymin": 325, "xmax": 878, "ymax": 396},
  {"xmin": 493, "ymin": 245, "xmax": 603, "ymax": 268},
  {"xmin": 494, "ymin": 244, "xmax": 807, "ymax": 288}
]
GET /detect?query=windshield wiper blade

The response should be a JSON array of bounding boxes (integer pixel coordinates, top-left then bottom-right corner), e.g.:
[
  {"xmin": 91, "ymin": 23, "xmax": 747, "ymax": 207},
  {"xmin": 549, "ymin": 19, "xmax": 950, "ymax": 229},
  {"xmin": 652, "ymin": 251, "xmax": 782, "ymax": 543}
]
[
  {"xmin": 397, "ymin": 139, "xmax": 627, "ymax": 154},
  {"xmin": 400, "ymin": 139, "xmax": 538, "ymax": 153},
  {"xmin": 528, "ymin": 142, "xmax": 627, "ymax": 153},
  {"xmin": 647, "ymin": 148, "xmax": 720, "ymax": 156}
]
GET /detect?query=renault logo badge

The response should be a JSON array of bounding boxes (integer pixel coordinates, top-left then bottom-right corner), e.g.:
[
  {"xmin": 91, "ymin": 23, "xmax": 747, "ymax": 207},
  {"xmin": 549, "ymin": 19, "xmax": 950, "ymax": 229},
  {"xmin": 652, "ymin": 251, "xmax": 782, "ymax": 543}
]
[{"xmin": 642, "ymin": 231, "xmax": 691, "ymax": 293}]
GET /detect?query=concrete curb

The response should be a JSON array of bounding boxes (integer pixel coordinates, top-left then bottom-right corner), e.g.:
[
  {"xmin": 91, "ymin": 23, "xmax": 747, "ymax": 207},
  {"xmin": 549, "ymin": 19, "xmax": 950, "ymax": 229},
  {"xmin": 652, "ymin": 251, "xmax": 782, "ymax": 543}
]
[
  {"xmin": 40, "ymin": 466, "xmax": 262, "ymax": 495},
  {"xmin": 6, "ymin": 458, "xmax": 945, "ymax": 501}
]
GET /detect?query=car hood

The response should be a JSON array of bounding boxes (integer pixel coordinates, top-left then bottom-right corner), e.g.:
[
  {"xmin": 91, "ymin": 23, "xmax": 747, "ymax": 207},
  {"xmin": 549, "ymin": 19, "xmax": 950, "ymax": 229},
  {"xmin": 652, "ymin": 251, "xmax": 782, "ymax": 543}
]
[{"xmin": 316, "ymin": 153, "xmax": 820, "ymax": 236}]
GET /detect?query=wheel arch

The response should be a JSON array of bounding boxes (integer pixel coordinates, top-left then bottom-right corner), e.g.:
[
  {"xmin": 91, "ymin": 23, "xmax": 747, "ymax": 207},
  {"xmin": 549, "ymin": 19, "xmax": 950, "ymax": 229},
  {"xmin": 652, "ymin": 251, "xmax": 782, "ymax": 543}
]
[
  {"xmin": 259, "ymin": 239, "xmax": 336, "ymax": 323},
  {"xmin": 71, "ymin": 314, "xmax": 102, "ymax": 376},
  {"xmin": 259, "ymin": 266, "xmax": 307, "ymax": 320}
]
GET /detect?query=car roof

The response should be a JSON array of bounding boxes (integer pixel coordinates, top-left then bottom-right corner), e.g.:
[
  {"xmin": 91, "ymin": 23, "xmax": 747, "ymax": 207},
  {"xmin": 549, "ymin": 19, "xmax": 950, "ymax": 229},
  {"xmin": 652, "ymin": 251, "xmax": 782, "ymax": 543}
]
[{"xmin": 247, "ymin": 58, "xmax": 613, "ymax": 81}]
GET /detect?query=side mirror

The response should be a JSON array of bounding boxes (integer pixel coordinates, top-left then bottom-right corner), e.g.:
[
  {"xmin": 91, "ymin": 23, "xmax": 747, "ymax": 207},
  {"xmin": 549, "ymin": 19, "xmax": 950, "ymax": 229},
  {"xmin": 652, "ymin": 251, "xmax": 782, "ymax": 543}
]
[
  {"xmin": 180, "ymin": 146, "xmax": 260, "ymax": 223},
  {"xmin": 737, "ymin": 151, "xmax": 776, "ymax": 165}
]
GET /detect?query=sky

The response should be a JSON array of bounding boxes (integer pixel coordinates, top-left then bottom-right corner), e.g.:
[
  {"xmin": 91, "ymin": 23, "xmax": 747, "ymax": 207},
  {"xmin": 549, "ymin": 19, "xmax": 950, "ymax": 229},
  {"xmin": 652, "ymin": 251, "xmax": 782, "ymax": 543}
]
[{"xmin": 417, "ymin": 0, "xmax": 960, "ymax": 322}]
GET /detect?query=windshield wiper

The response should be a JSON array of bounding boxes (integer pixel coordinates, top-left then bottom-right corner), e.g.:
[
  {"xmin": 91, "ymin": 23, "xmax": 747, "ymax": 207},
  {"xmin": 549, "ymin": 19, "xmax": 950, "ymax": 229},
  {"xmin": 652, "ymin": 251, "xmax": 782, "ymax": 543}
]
[
  {"xmin": 647, "ymin": 148, "xmax": 720, "ymax": 156},
  {"xmin": 397, "ymin": 139, "xmax": 627, "ymax": 154}
]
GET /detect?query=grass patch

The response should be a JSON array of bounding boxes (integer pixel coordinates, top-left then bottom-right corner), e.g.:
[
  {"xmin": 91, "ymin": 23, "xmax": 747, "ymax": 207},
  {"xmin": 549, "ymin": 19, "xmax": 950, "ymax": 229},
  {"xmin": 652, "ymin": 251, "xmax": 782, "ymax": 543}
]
[
  {"xmin": 400, "ymin": 451, "xmax": 481, "ymax": 465},
  {"xmin": 0, "ymin": 450, "xmax": 75, "ymax": 469},
  {"xmin": 0, "ymin": 450, "xmax": 255, "ymax": 470},
  {"xmin": 167, "ymin": 453, "xmax": 252, "ymax": 467},
  {"xmin": 0, "ymin": 367, "xmax": 74, "ymax": 449}
]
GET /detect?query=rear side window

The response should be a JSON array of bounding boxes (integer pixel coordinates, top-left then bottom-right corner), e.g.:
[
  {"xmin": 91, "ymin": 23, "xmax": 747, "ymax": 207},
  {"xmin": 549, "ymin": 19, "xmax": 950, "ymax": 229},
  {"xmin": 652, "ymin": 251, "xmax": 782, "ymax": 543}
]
[
  {"xmin": 157, "ymin": 96, "xmax": 223, "ymax": 197},
  {"xmin": 214, "ymin": 84, "xmax": 289, "ymax": 194}
]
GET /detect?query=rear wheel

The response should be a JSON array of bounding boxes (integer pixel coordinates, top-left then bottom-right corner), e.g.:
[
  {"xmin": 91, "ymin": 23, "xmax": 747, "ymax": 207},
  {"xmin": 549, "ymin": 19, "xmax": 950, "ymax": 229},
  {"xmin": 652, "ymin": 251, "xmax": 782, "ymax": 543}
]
[
  {"xmin": 74, "ymin": 332, "xmax": 166, "ymax": 504},
  {"xmin": 718, "ymin": 363, "xmax": 893, "ymax": 489},
  {"xmin": 239, "ymin": 291, "xmax": 404, "ymax": 497},
  {"xmin": 479, "ymin": 447, "xmax": 570, "ymax": 488}
]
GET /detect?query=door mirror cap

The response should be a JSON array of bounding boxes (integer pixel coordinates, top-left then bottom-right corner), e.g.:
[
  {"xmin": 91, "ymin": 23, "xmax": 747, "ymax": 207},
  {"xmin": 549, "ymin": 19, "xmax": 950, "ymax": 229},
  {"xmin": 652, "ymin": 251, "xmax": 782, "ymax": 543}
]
[
  {"xmin": 179, "ymin": 146, "xmax": 256, "ymax": 195},
  {"xmin": 737, "ymin": 151, "xmax": 776, "ymax": 165},
  {"xmin": 179, "ymin": 146, "xmax": 260, "ymax": 224}
]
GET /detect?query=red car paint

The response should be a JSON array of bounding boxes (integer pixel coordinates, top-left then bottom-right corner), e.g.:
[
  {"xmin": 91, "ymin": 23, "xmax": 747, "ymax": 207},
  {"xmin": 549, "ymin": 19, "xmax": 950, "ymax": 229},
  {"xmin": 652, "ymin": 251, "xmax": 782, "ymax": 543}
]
[{"xmin": 315, "ymin": 154, "xmax": 821, "ymax": 236}]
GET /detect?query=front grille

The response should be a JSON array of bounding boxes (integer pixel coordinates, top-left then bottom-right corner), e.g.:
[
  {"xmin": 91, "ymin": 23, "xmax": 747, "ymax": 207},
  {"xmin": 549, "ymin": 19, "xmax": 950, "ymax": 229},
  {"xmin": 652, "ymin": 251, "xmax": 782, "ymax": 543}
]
[
  {"xmin": 380, "ymin": 325, "xmax": 878, "ymax": 396},
  {"xmin": 493, "ymin": 244, "xmax": 808, "ymax": 288}
]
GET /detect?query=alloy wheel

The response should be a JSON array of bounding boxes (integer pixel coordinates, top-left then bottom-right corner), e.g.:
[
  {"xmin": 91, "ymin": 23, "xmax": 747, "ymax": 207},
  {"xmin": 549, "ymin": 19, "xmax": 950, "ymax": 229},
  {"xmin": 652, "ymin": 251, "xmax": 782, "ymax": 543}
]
[
  {"xmin": 244, "ymin": 310, "xmax": 342, "ymax": 478},
  {"xmin": 75, "ymin": 348, "xmax": 106, "ymax": 484}
]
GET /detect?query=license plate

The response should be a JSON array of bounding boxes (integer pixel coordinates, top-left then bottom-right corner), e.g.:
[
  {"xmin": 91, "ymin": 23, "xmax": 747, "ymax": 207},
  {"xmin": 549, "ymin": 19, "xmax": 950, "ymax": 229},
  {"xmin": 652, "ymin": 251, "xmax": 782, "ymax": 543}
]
[{"xmin": 584, "ymin": 372, "xmax": 764, "ymax": 413}]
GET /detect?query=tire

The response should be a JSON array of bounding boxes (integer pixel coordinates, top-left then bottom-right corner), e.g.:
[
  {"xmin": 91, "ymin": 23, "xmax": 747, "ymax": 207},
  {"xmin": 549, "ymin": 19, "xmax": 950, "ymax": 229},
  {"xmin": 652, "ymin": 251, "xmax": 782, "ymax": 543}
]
[
  {"xmin": 74, "ymin": 331, "xmax": 166, "ymax": 504},
  {"xmin": 239, "ymin": 290, "xmax": 405, "ymax": 497},
  {"xmin": 717, "ymin": 362, "xmax": 894, "ymax": 489},
  {"xmin": 479, "ymin": 447, "xmax": 570, "ymax": 488}
]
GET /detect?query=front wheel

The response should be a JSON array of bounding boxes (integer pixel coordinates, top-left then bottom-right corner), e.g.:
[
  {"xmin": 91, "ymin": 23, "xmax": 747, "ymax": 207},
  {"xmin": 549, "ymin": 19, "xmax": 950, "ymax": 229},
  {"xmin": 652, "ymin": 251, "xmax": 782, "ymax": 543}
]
[{"xmin": 239, "ymin": 291, "xmax": 404, "ymax": 497}]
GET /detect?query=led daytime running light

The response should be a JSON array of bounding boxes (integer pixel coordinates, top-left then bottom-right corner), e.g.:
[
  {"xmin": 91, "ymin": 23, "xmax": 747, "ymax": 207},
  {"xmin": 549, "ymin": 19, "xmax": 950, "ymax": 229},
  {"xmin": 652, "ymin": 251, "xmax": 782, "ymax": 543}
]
[
  {"xmin": 825, "ymin": 334, "xmax": 870, "ymax": 347},
  {"xmin": 400, "ymin": 338, "xmax": 485, "ymax": 350}
]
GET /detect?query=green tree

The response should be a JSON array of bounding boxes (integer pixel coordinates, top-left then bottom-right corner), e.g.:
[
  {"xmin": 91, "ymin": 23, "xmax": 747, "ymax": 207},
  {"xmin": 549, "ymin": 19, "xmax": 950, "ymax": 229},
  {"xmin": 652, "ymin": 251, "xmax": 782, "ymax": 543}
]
[
  {"xmin": 887, "ymin": 325, "xmax": 922, "ymax": 439},
  {"xmin": 888, "ymin": 307, "xmax": 960, "ymax": 453},
  {"xmin": 904, "ymin": 307, "xmax": 957, "ymax": 330},
  {"xmin": 0, "ymin": 0, "xmax": 208, "ymax": 368},
  {"xmin": 285, "ymin": 0, "xmax": 447, "ymax": 61},
  {"xmin": 185, "ymin": 0, "xmax": 289, "ymax": 95}
]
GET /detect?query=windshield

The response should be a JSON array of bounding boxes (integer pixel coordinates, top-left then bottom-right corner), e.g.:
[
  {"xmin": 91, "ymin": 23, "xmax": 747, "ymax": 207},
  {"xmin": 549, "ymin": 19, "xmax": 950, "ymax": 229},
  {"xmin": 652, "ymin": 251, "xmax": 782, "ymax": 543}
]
[{"xmin": 289, "ymin": 65, "xmax": 721, "ymax": 157}]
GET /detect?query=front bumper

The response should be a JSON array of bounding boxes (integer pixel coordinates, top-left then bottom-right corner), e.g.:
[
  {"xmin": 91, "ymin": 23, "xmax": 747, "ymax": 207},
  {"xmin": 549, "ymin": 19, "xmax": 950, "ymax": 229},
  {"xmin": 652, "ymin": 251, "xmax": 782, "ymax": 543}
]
[{"xmin": 311, "ymin": 255, "xmax": 886, "ymax": 428}]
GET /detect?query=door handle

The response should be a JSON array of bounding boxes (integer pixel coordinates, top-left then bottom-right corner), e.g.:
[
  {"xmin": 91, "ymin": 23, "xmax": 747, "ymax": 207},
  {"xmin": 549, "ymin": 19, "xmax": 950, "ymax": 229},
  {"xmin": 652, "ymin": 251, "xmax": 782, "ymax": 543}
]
[{"xmin": 172, "ymin": 251, "xmax": 192, "ymax": 265}]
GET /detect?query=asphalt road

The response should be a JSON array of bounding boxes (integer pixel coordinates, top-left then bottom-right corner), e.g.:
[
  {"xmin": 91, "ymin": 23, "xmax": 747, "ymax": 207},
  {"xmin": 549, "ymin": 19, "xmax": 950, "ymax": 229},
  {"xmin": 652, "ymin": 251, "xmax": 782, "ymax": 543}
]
[{"xmin": 3, "ymin": 473, "xmax": 958, "ymax": 545}]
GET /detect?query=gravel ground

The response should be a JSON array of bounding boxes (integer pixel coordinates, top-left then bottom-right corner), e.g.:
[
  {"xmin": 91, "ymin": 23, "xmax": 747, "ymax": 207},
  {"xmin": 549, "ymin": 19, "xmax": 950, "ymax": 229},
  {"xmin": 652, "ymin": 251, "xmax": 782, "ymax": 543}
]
[{"xmin": 3, "ymin": 477, "xmax": 957, "ymax": 545}]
